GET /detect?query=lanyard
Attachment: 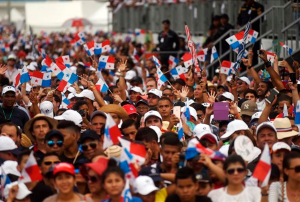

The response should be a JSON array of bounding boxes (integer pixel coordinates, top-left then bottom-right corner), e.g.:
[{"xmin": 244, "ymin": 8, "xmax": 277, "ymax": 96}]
[{"xmin": 1, "ymin": 106, "xmax": 14, "ymax": 120}]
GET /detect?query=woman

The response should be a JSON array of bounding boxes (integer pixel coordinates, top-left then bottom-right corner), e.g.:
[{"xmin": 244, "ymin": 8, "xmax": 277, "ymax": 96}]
[
  {"xmin": 102, "ymin": 166, "xmax": 142, "ymax": 202},
  {"xmin": 271, "ymin": 142, "xmax": 291, "ymax": 182},
  {"xmin": 269, "ymin": 152, "xmax": 300, "ymax": 201},
  {"xmin": 43, "ymin": 163, "xmax": 93, "ymax": 202},
  {"xmin": 208, "ymin": 155, "xmax": 264, "ymax": 202}
]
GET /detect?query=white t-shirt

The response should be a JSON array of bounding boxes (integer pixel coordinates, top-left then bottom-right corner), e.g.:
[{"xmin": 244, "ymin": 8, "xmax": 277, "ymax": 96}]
[
  {"xmin": 208, "ymin": 186, "xmax": 261, "ymax": 202},
  {"xmin": 256, "ymin": 99, "xmax": 266, "ymax": 111},
  {"xmin": 269, "ymin": 181, "xmax": 289, "ymax": 202}
]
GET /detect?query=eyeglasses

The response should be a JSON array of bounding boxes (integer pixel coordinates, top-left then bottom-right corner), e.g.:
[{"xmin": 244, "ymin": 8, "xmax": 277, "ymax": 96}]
[
  {"xmin": 47, "ymin": 140, "xmax": 63, "ymax": 148},
  {"xmin": 44, "ymin": 161, "xmax": 60, "ymax": 166},
  {"xmin": 81, "ymin": 142, "xmax": 97, "ymax": 151},
  {"xmin": 197, "ymin": 114, "xmax": 203, "ymax": 118},
  {"xmin": 288, "ymin": 165, "xmax": 300, "ymax": 173},
  {"xmin": 226, "ymin": 168, "xmax": 246, "ymax": 175},
  {"xmin": 237, "ymin": 81, "xmax": 244, "ymax": 85},
  {"xmin": 84, "ymin": 175, "xmax": 99, "ymax": 183}
]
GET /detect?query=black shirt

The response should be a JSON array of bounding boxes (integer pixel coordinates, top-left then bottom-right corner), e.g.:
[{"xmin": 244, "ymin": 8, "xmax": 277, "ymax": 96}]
[
  {"xmin": 158, "ymin": 29, "xmax": 179, "ymax": 52},
  {"xmin": 0, "ymin": 106, "xmax": 29, "ymax": 130},
  {"xmin": 30, "ymin": 181, "xmax": 54, "ymax": 202},
  {"xmin": 59, "ymin": 152, "xmax": 86, "ymax": 164},
  {"xmin": 237, "ymin": 2, "xmax": 264, "ymax": 32},
  {"xmin": 166, "ymin": 194, "xmax": 212, "ymax": 202}
]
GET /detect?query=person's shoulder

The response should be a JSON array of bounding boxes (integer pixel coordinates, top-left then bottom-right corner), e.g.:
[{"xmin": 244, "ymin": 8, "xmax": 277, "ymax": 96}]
[
  {"xmin": 254, "ymin": 1, "xmax": 264, "ymax": 7},
  {"xmin": 245, "ymin": 186, "xmax": 261, "ymax": 193},
  {"xmin": 165, "ymin": 194, "xmax": 180, "ymax": 202},
  {"xmin": 42, "ymin": 194, "xmax": 58, "ymax": 202},
  {"xmin": 132, "ymin": 196, "xmax": 143, "ymax": 202},
  {"xmin": 269, "ymin": 181, "xmax": 282, "ymax": 189},
  {"xmin": 195, "ymin": 195, "xmax": 212, "ymax": 202}
]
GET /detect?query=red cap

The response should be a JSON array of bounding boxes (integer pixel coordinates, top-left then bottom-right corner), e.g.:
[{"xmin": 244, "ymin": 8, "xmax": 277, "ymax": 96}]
[
  {"xmin": 81, "ymin": 157, "xmax": 109, "ymax": 176},
  {"xmin": 53, "ymin": 163, "xmax": 75, "ymax": 176},
  {"xmin": 123, "ymin": 104, "xmax": 138, "ymax": 115}
]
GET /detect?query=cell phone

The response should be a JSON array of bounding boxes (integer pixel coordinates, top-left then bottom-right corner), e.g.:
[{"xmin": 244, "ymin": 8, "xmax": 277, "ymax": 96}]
[
  {"xmin": 257, "ymin": 50, "xmax": 263, "ymax": 55},
  {"xmin": 213, "ymin": 102, "xmax": 229, "ymax": 120},
  {"xmin": 290, "ymin": 73, "xmax": 297, "ymax": 84},
  {"xmin": 173, "ymin": 106, "xmax": 181, "ymax": 119},
  {"xmin": 266, "ymin": 88, "xmax": 279, "ymax": 104}
]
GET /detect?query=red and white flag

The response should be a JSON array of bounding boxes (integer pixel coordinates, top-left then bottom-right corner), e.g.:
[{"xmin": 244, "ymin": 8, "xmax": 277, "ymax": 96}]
[
  {"xmin": 19, "ymin": 152, "xmax": 42, "ymax": 183},
  {"xmin": 55, "ymin": 55, "xmax": 70, "ymax": 67},
  {"xmin": 103, "ymin": 113, "xmax": 122, "ymax": 149},
  {"xmin": 83, "ymin": 41, "xmax": 95, "ymax": 56},
  {"xmin": 119, "ymin": 137, "xmax": 147, "ymax": 166},
  {"xmin": 266, "ymin": 51, "xmax": 275, "ymax": 64},
  {"xmin": 182, "ymin": 53, "xmax": 193, "ymax": 68},
  {"xmin": 197, "ymin": 48, "xmax": 208, "ymax": 62},
  {"xmin": 185, "ymin": 24, "xmax": 200, "ymax": 72},
  {"xmin": 252, "ymin": 143, "xmax": 271, "ymax": 187},
  {"xmin": 221, "ymin": 61, "xmax": 234, "ymax": 75}
]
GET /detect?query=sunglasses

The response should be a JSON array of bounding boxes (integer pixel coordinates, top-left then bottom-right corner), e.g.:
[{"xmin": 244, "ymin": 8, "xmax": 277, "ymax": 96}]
[
  {"xmin": 44, "ymin": 161, "xmax": 60, "ymax": 166},
  {"xmin": 237, "ymin": 81, "xmax": 244, "ymax": 85},
  {"xmin": 288, "ymin": 165, "xmax": 300, "ymax": 173},
  {"xmin": 197, "ymin": 114, "xmax": 203, "ymax": 118},
  {"xmin": 226, "ymin": 168, "xmax": 246, "ymax": 175},
  {"xmin": 47, "ymin": 140, "xmax": 63, "ymax": 148},
  {"xmin": 84, "ymin": 175, "xmax": 99, "ymax": 183},
  {"xmin": 81, "ymin": 142, "xmax": 97, "ymax": 151}
]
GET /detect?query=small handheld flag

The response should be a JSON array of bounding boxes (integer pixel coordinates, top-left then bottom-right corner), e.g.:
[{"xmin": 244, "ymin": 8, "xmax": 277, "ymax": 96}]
[
  {"xmin": 210, "ymin": 46, "xmax": 219, "ymax": 63},
  {"xmin": 98, "ymin": 56, "xmax": 115, "ymax": 70},
  {"xmin": 83, "ymin": 41, "xmax": 95, "ymax": 56},
  {"xmin": 170, "ymin": 66, "xmax": 186, "ymax": 81},
  {"xmin": 95, "ymin": 40, "xmax": 111, "ymax": 55},
  {"xmin": 103, "ymin": 113, "xmax": 122, "ymax": 149},
  {"xmin": 280, "ymin": 42, "xmax": 293, "ymax": 56},
  {"xmin": 197, "ymin": 48, "xmax": 208, "ymax": 62},
  {"xmin": 220, "ymin": 61, "xmax": 234, "ymax": 75},
  {"xmin": 19, "ymin": 151, "xmax": 43, "ymax": 183},
  {"xmin": 168, "ymin": 55, "xmax": 179, "ymax": 68}
]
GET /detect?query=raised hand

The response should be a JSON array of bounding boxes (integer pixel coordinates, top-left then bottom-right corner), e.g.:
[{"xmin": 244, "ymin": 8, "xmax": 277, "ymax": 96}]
[
  {"xmin": 118, "ymin": 59, "xmax": 127, "ymax": 72},
  {"xmin": 180, "ymin": 86, "xmax": 189, "ymax": 100},
  {"xmin": 0, "ymin": 64, "xmax": 7, "ymax": 75},
  {"xmin": 207, "ymin": 91, "xmax": 217, "ymax": 104}
]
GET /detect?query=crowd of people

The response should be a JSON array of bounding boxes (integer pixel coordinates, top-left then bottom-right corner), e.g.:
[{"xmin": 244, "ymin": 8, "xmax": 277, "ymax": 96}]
[{"xmin": 0, "ymin": 6, "xmax": 299, "ymax": 202}]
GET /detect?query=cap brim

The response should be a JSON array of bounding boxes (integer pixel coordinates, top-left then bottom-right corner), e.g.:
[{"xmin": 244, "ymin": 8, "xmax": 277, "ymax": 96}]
[
  {"xmin": 241, "ymin": 111, "xmax": 255, "ymax": 116},
  {"xmin": 220, "ymin": 131, "xmax": 233, "ymax": 140},
  {"xmin": 54, "ymin": 115, "xmax": 64, "ymax": 120},
  {"xmin": 16, "ymin": 190, "xmax": 32, "ymax": 200},
  {"xmin": 138, "ymin": 185, "xmax": 158, "ymax": 195},
  {"xmin": 277, "ymin": 131, "xmax": 299, "ymax": 139}
]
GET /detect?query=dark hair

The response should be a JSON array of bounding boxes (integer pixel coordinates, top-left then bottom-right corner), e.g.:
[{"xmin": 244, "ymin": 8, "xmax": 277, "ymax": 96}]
[
  {"xmin": 101, "ymin": 69, "xmax": 109, "ymax": 76},
  {"xmin": 53, "ymin": 94, "xmax": 61, "ymax": 105},
  {"xmin": 283, "ymin": 151, "xmax": 300, "ymax": 181},
  {"xmin": 244, "ymin": 89, "xmax": 258, "ymax": 98},
  {"xmin": 261, "ymin": 81, "xmax": 273, "ymax": 90},
  {"xmin": 0, "ymin": 122, "xmax": 21, "ymax": 137},
  {"xmin": 135, "ymin": 127, "xmax": 158, "ymax": 143},
  {"xmin": 279, "ymin": 89, "xmax": 292, "ymax": 97},
  {"xmin": 187, "ymin": 85, "xmax": 194, "ymax": 92},
  {"xmin": 17, "ymin": 149, "xmax": 31, "ymax": 165},
  {"xmin": 56, "ymin": 108, "xmax": 67, "ymax": 116},
  {"xmin": 174, "ymin": 79, "xmax": 186, "ymax": 86},
  {"xmin": 121, "ymin": 119, "xmax": 138, "ymax": 132},
  {"xmin": 102, "ymin": 166, "xmax": 125, "ymax": 182},
  {"xmin": 270, "ymin": 163, "xmax": 280, "ymax": 182},
  {"xmin": 175, "ymin": 167, "xmax": 196, "ymax": 184},
  {"xmin": 277, "ymin": 94, "xmax": 292, "ymax": 105},
  {"xmin": 72, "ymin": 100, "xmax": 88, "ymax": 111},
  {"xmin": 57, "ymin": 120, "xmax": 80, "ymax": 133},
  {"xmin": 158, "ymin": 97, "xmax": 173, "ymax": 106},
  {"xmin": 223, "ymin": 154, "xmax": 246, "ymax": 171},
  {"xmin": 191, "ymin": 103, "xmax": 205, "ymax": 114},
  {"xmin": 160, "ymin": 131, "xmax": 177, "ymax": 144},
  {"xmin": 108, "ymin": 86, "xmax": 118, "ymax": 96},
  {"xmin": 161, "ymin": 132, "xmax": 182, "ymax": 148},
  {"xmin": 38, "ymin": 152, "xmax": 60, "ymax": 166}
]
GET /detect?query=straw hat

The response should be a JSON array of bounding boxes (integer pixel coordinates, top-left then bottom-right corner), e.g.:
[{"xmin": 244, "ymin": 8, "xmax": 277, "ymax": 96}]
[
  {"xmin": 99, "ymin": 104, "xmax": 129, "ymax": 121},
  {"xmin": 273, "ymin": 117, "xmax": 299, "ymax": 140},
  {"xmin": 21, "ymin": 134, "xmax": 32, "ymax": 148},
  {"xmin": 24, "ymin": 114, "xmax": 58, "ymax": 143},
  {"xmin": 104, "ymin": 145, "xmax": 121, "ymax": 158}
]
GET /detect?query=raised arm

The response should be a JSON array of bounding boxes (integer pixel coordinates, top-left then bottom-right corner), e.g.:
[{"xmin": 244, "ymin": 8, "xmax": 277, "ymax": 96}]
[{"xmin": 118, "ymin": 59, "xmax": 128, "ymax": 101}]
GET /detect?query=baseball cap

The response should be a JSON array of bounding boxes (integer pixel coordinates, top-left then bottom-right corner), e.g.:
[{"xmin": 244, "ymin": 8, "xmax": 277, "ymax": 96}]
[
  {"xmin": 123, "ymin": 104, "xmax": 138, "ymax": 115},
  {"xmin": 147, "ymin": 89, "xmax": 162, "ymax": 98},
  {"xmin": 1, "ymin": 160, "xmax": 21, "ymax": 177},
  {"xmin": 144, "ymin": 111, "xmax": 162, "ymax": 123},
  {"xmin": 139, "ymin": 167, "xmax": 163, "ymax": 182},
  {"xmin": 136, "ymin": 99, "xmax": 149, "ymax": 107},
  {"xmin": 78, "ymin": 130, "xmax": 99, "ymax": 144},
  {"xmin": 54, "ymin": 109, "xmax": 83, "ymax": 127},
  {"xmin": 125, "ymin": 70, "xmax": 137, "ymax": 80},
  {"xmin": 193, "ymin": 124, "xmax": 211, "ymax": 138},
  {"xmin": 197, "ymin": 132, "xmax": 218, "ymax": 144},
  {"xmin": 240, "ymin": 100, "xmax": 258, "ymax": 117},
  {"xmin": 44, "ymin": 130, "xmax": 63, "ymax": 142},
  {"xmin": 133, "ymin": 176, "xmax": 158, "ymax": 195},
  {"xmin": 196, "ymin": 173, "xmax": 212, "ymax": 183},
  {"xmin": 149, "ymin": 126, "xmax": 162, "ymax": 142},
  {"xmin": 251, "ymin": 112, "xmax": 270, "ymax": 122},
  {"xmin": 0, "ymin": 136, "xmax": 17, "ymax": 151},
  {"xmin": 130, "ymin": 86, "xmax": 143, "ymax": 94},
  {"xmin": 162, "ymin": 19, "xmax": 170, "ymax": 24},
  {"xmin": 4, "ymin": 182, "xmax": 31, "ymax": 200},
  {"xmin": 81, "ymin": 157, "xmax": 109, "ymax": 176},
  {"xmin": 273, "ymin": 117, "xmax": 299, "ymax": 139},
  {"xmin": 131, "ymin": 76, "xmax": 143, "ymax": 84},
  {"xmin": 67, "ymin": 93, "xmax": 75, "ymax": 100},
  {"xmin": 2, "ymin": 86, "xmax": 16, "ymax": 95},
  {"xmin": 7, "ymin": 54, "xmax": 17, "ymax": 60},
  {"xmin": 234, "ymin": 136, "xmax": 261, "ymax": 162},
  {"xmin": 217, "ymin": 85, "xmax": 229, "ymax": 92},
  {"xmin": 67, "ymin": 87, "xmax": 77, "ymax": 95},
  {"xmin": 221, "ymin": 92, "xmax": 234, "ymax": 101},
  {"xmin": 76, "ymin": 89, "xmax": 95, "ymax": 101},
  {"xmin": 53, "ymin": 162, "xmax": 75, "ymax": 176},
  {"xmin": 221, "ymin": 120, "xmax": 249, "ymax": 140},
  {"xmin": 90, "ymin": 111, "xmax": 107, "ymax": 122},
  {"xmin": 40, "ymin": 101, "xmax": 54, "ymax": 118},
  {"xmin": 256, "ymin": 121, "xmax": 277, "ymax": 135},
  {"xmin": 238, "ymin": 77, "xmax": 251, "ymax": 85},
  {"xmin": 272, "ymin": 142, "xmax": 291, "ymax": 153}
]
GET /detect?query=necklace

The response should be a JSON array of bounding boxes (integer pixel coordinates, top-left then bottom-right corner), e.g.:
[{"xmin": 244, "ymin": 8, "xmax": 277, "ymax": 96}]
[{"xmin": 1, "ymin": 106, "xmax": 14, "ymax": 120}]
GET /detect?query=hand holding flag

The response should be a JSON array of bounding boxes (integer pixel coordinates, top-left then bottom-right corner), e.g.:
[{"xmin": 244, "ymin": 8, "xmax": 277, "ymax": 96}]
[{"xmin": 19, "ymin": 151, "xmax": 42, "ymax": 183}]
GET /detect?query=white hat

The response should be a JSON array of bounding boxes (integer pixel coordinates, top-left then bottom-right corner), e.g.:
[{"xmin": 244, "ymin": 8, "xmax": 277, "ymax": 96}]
[
  {"xmin": 226, "ymin": 75, "xmax": 232, "ymax": 82},
  {"xmin": 133, "ymin": 176, "xmax": 158, "ymax": 195},
  {"xmin": 234, "ymin": 136, "xmax": 261, "ymax": 162},
  {"xmin": 1, "ymin": 161, "xmax": 21, "ymax": 177},
  {"xmin": 238, "ymin": 76, "xmax": 251, "ymax": 86},
  {"xmin": 147, "ymin": 89, "xmax": 162, "ymax": 98},
  {"xmin": 0, "ymin": 136, "xmax": 17, "ymax": 151},
  {"xmin": 256, "ymin": 122, "xmax": 277, "ymax": 136},
  {"xmin": 40, "ymin": 101, "xmax": 54, "ymax": 118},
  {"xmin": 4, "ymin": 182, "xmax": 32, "ymax": 200},
  {"xmin": 219, "ymin": 144, "xmax": 230, "ymax": 157},
  {"xmin": 221, "ymin": 92, "xmax": 234, "ymax": 101},
  {"xmin": 25, "ymin": 44, "xmax": 31, "ymax": 50},
  {"xmin": 13, "ymin": 46, "xmax": 19, "ymax": 51},
  {"xmin": 76, "ymin": 89, "xmax": 95, "ymax": 101},
  {"xmin": 181, "ymin": 106, "xmax": 198, "ymax": 121},
  {"xmin": 2, "ymin": 86, "xmax": 16, "ymax": 95},
  {"xmin": 7, "ymin": 54, "xmax": 16, "ymax": 60},
  {"xmin": 54, "ymin": 109, "xmax": 82, "ymax": 127},
  {"xmin": 273, "ymin": 117, "xmax": 299, "ymax": 140},
  {"xmin": 149, "ymin": 126, "xmax": 162, "ymax": 142},
  {"xmin": 67, "ymin": 93, "xmax": 75, "ymax": 100},
  {"xmin": 221, "ymin": 120, "xmax": 249, "ymax": 140},
  {"xmin": 193, "ymin": 124, "xmax": 211, "ymax": 138},
  {"xmin": 26, "ymin": 62, "xmax": 37, "ymax": 71},
  {"xmin": 186, "ymin": 99, "xmax": 195, "ymax": 106},
  {"xmin": 130, "ymin": 86, "xmax": 143, "ymax": 94},
  {"xmin": 67, "ymin": 87, "xmax": 77, "ymax": 95},
  {"xmin": 125, "ymin": 70, "xmax": 137, "ymax": 80},
  {"xmin": 272, "ymin": 142, "xmax": 291, "ymax": 153},
  {"xmin": 144, "ymin": 111, "xmax": 162, "ymax": 123},
  {"xmin": 70, "ymin": 66, "xmax": 77, "ymax": 73}
]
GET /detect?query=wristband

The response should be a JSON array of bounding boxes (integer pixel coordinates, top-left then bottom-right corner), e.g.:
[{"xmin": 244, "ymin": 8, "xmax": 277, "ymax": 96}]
[
  {"xmin": 90, "ymin": 87, "xmax": 96, "ymax": 91},
  {"xmin": 235, "ymin": 113, "xmax": 240, "ymax": 119},
  {"xmin": 247, "ymin": 66, "xmax": 253, "ymax": 69},
  {"xmin": 264, "ymin": 61, "xmax": 271, "ymax": 68},
  {"xmin": 232, "ymin": 86, "xmax": 237, "ymax": 90},
  {"xmin": 202, "ymin": 77, "xmax": 207, "ymax": 81}
]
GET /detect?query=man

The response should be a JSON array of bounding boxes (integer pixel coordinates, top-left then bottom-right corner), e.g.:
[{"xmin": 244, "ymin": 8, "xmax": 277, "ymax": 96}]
[
  {"xmin": 75, "ymin": 89, "xmax": 95, "ymax": 115},
  {"xmin": 136, "ymin": 100, "xmax": 149, "ymax": 116},
  {"xmin": 217, "ymin": 14, "xmax": 234, "ymax": 57},
  {"xmin": 0, "ymin": 136, "xmax": 19, "ymax": 162},
  {"xmin": 5, "ymin": 55, "xmax": 19, "ymax": 84},
  {"xmin": 162, "ymin": 88, "xmax": 176, "ymax": 103},
  {"xmin": 44, "ymin": 130, "xmax": 64, "ymax": 155},
  {"xmin": 147, "ymin": 89, "xmax": 162, "ymax": 109},
  {"xmin": 240, "ymin": 100, "xmax": 258, "ymax": 126},
  {"xmin": 123, "ymin": 104, "xmax": 139, "ymax": 122},
  {"xmin": 192, "ymin": 103, "xmax": 206, "ymax": 124},
  {"xmin": 158, "ymin": 19, "xmax": 179, "ymax": 66},
  {"xmin": 256, "ymin": 81, "xmax": 271, "ymax": 111},
  {"xmin": 0, "ymin": 86, "xmax": 29, "ymax": 129},
  {"xmin": 78, "ymin": 130, "xmax": 102, "ymax": 160},
  {"xmin": 236, "ymin": 77, "xmax": 250, "ymax": 99},
  {"xmin": 135, "ymin": 127, "xmax": 160, "ymax": 165},
  {"xmin": 166, "ymin": 167, "xmax": 211, "ymax": 202},
  {"xmin": 133, "ymin": 176, "xmax": 158, "ymax": 202},
  {"xmin": 144, "ymin": 110, "xmax": 163, "ymax": 129},
  {"xmin": 216, "ymin": 85, "xmax": 229, "ymax": 96},
  {"xmin": 0, "ymin": 122, "xmax": 21, "ymax": 146},
  {"xmin": 273, "ymin": 117, "xmax": 298, "ymax": 146},
  {"xmin": 121, "ymin": 119, "xmax": 138, "ymax": 141},
  {"xmin": 24, "ymin": 114, "xmax": 57, "ymax": 158},
  {"xmin": 157, "ymin": 97, "xmax": 173, "ymax": 122},
  {"xmin": 129, "ymin": 86, "xmax": 143, "ymax": 104},
  {"xmin": 146, "ymin": 79, "xmax": 157, "ymax": 93},
  {"xmin": 277, "ymin": 95, "xmax": 292, "ymax": 116},
  {"xmin": 244, "ymin": 89, "xmax": 258, "ymax": 102},
  {"xmin": 100, "ymin": 104, "xmax": 128, "ymax": 126},
  {"xmin": 90, "ymin": 111, "xmax": 106, "ymax": 136},
  {"xmin": 130, "ymin": 76, "xmax": 144, "ymax": 90},
  {"xmin": 39, "ymin": 153, "xmax": 61, "ymax": 176}
]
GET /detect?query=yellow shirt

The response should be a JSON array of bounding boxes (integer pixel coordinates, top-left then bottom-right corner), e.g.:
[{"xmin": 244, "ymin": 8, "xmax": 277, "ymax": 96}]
[{"xmin": 155, "ymin": 188, "xmax": 168, "ymax": 202}]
